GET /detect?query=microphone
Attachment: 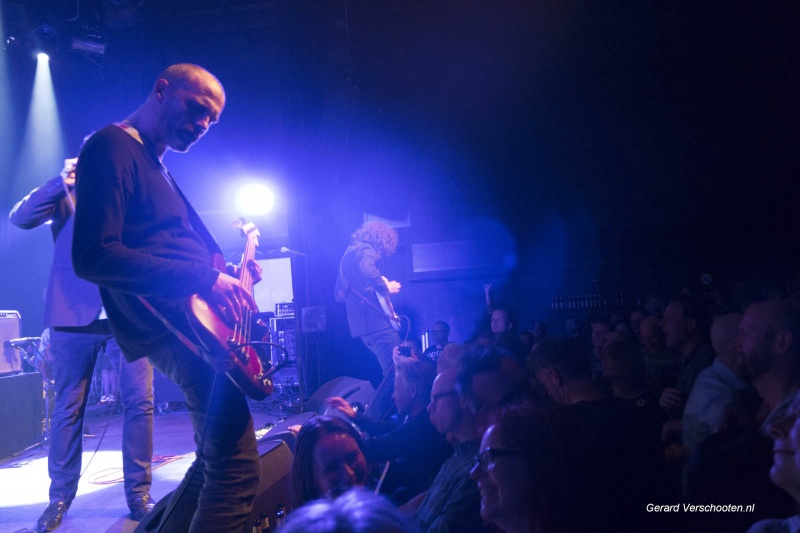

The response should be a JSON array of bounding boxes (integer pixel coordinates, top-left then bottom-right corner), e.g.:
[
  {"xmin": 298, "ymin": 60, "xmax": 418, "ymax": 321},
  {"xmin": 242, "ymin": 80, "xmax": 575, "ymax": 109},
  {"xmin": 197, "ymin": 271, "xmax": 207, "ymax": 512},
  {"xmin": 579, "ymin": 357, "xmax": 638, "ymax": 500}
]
[
  {"xmin": 280, "ymin": 246, "xmax": 306, "ymax": 256},
  {"xmin": 4, "ymin": 337, "xmax": 42, "ymax": 348}
]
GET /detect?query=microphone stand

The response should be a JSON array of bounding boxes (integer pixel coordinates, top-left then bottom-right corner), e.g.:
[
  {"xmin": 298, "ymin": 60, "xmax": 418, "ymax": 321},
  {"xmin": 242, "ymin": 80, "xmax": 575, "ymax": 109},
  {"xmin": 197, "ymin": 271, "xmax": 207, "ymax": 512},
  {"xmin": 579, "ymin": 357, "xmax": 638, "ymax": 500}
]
[{"xmin": 285, "ymin": 252, "xmax": 309, "ymax": 410}]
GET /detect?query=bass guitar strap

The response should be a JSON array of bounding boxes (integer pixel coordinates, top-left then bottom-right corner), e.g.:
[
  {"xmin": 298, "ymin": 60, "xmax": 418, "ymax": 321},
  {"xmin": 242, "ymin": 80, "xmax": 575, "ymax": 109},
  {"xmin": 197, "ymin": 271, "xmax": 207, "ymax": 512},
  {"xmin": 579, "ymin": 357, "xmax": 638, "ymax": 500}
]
[
  {"xmin": 137, "ymin": 295, "xmax": 207, "ymax": 359},
  {"xmin": 137, "ymin": 180, "xmax": 224, "ymax": 360},
  {"xmin": 115, "ymin": 122, "xmax": 222, "ymax": 358}
]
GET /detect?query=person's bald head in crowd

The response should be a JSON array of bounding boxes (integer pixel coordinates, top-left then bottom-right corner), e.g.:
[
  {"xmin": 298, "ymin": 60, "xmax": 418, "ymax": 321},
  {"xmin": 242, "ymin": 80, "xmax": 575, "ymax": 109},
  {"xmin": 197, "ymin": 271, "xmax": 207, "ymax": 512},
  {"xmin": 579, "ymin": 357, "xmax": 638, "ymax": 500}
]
[
  {"xmin": 640, "ymin": 315, "xmax": 666, "ymax": 354},
  {"xmin": 711, "ymin": 313, "xmax": 746, "ymax": 378}
]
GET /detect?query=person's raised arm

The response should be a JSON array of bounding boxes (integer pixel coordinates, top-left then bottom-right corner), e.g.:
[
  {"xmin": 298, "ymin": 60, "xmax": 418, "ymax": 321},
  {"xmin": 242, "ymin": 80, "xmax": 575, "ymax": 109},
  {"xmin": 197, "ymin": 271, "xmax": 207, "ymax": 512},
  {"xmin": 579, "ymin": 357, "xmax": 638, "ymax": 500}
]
[{"xmin": 9, "ymin": 158, "xmax": 77, "ymax": 229}]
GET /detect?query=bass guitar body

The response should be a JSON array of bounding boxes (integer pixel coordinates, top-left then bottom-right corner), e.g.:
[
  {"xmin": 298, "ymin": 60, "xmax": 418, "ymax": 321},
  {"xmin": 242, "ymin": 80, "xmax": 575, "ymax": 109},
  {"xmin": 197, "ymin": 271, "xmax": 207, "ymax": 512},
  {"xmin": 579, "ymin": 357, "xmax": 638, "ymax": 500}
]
[
  {"xmin": 185, "ymin": 220, "xmax": 275, "ymax": 400},
  {"xmin": 187, "ymin": 293, "xmax": 273, "ymax": 400}
]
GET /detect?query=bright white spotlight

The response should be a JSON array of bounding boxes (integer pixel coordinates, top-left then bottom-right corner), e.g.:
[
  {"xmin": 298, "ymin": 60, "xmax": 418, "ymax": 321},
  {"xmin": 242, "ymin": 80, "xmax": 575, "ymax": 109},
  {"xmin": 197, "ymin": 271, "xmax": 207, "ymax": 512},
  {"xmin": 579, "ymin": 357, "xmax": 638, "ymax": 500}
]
[
  {"xmin": 234, "ymin": 182, "xmax": 275, "ymax": 216},
  {"xmin": 36, "ymin": 52, "xmax": 49, "ymax": 61}
]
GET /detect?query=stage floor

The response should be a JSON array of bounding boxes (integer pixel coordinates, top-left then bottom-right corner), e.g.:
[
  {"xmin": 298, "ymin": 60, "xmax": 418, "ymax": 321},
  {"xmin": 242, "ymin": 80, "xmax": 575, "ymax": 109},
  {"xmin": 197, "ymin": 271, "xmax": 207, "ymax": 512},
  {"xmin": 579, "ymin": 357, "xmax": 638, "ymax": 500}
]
[{"xmin": 0, "ymin": 400, "xmax": 285, "ymax": 533}]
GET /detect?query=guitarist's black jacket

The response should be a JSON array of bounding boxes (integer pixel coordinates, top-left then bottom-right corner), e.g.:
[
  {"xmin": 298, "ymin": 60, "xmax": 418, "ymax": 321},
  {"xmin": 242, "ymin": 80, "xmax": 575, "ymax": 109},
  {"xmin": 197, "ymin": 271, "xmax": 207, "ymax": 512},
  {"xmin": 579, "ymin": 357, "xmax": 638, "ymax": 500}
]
[
  {"xmin": 334, "ymin": 241, "xmax": 394, "ymax": 338},
  {"xmin": 72, "ymin": 125, "xmax": 221, "ymax": 362}
]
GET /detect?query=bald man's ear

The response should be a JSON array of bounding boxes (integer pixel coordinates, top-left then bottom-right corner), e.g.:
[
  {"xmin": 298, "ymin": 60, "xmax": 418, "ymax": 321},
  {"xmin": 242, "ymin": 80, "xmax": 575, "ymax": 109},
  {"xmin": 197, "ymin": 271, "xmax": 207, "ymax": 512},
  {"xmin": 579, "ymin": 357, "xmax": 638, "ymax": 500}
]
[
  {"xmin": 153, "ymin": 79, "xmax": 169, "ymax": 102},
  {"xmin": 539, "ymin": 367, "xmax": 561, "ymax": 387},
  {"xmin": 408, "ymin": 382, "xmax": 418, "ymax": 400}
]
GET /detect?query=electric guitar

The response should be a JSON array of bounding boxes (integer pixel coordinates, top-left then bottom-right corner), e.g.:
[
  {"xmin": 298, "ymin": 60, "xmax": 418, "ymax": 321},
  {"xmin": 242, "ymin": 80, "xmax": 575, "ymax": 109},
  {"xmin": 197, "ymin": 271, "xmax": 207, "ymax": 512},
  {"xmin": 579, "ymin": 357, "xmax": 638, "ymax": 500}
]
[
  {"xmin": 377, "ymin": 276, "xmax": 401, "ymax": 332},
  {"xmin": 185, "ymin": 219, "xmax": 276, "ymax": 400}
]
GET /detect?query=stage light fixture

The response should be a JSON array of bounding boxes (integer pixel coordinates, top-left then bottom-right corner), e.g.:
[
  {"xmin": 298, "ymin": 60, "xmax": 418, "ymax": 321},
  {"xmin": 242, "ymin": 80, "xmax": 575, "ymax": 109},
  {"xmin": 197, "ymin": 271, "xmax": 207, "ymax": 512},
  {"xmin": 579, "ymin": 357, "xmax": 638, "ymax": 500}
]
[
  {"xmin": 36, "ymin": 52, "xmax": 49, "ymax": 61},
  {"xmin": 28, "ymin": 22, "xmax": 58, "ymax": 41},
  {"xmin": 26, "ymin": 22, "xmax": 59, "ymax": 61},
  {"xmin": 234, "ymin": 182, "xmax": 276, "ymax": 217},
  {"xmin": 71, "ymin": 37, "xmax": 107, "ymax": 56}
]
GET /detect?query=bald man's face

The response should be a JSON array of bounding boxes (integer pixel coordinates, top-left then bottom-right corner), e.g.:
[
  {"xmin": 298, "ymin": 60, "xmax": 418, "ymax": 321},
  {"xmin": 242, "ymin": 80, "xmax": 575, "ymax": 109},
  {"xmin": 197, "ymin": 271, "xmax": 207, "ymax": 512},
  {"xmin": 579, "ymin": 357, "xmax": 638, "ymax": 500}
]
[
  {"xmin": 427, "ymin": 372, "xmax": 461, "ymax": 435},
  {"xmin": 159, "ymin": 71, "xmax": 225, "ymax": 153},
  {"xmin": 735, "ymin": 304, "xmax": 777, "ymax": 381},
  {"xmin": 491, "ymin": 310, "xmax": 512, "ymax": 334},
  {"xmin": 639, "ymin": 317, "xmax": 664, "ymax": 352}
]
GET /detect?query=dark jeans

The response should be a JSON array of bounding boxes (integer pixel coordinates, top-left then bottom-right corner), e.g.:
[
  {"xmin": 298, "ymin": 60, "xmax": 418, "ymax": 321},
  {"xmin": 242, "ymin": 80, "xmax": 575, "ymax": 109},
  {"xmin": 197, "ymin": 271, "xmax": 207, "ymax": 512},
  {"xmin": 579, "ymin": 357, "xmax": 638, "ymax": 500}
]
[
  {"xmin": 362, "ymin": 327, "xmax": 400, "ymax": 420},
  {"xmin": 48, "ymin": 327, "xmax": 154, "ymax": 504},
  {"xmin": 147, "ymin": 335, "xmax": 259, "ymax": 532}
]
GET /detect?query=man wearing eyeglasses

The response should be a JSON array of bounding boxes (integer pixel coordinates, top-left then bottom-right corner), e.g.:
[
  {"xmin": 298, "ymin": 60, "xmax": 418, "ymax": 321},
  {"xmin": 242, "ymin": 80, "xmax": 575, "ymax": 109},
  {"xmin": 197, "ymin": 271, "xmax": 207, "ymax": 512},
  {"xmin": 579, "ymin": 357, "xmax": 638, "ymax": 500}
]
[
  {"xmin": 402, "ymin": 369, "xmax": 482, "ymax": 532},
  {"xmin": 422, "ymin": 321, "xmax": 450, "ymax": 364}
]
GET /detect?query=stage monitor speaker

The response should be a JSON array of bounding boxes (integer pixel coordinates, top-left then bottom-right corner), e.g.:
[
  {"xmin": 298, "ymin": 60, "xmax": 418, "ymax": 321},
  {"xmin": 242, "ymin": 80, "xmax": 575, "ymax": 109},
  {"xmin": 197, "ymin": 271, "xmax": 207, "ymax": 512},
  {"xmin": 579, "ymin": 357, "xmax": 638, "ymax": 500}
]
[
  {"xmin": 0, "ymin": 372, "xmax": 43, "ymax": 459},
  {"xmin": 249, "ymin": 439, "xmax": 294, "ymax": 526},
  {"xmin": 306, "ymin": 376, "xmax": 376, "ymax": 420},
  {"xmin": 0, "ymin": 310, "xmax": 22, "ymax": 376},
  {"xmin": 258, "ymin": 411, "xmax": 315, "ymax": 451},
  {"xmin": 153, "ymin": 368, "xmax": 184, "ymax": 404}
]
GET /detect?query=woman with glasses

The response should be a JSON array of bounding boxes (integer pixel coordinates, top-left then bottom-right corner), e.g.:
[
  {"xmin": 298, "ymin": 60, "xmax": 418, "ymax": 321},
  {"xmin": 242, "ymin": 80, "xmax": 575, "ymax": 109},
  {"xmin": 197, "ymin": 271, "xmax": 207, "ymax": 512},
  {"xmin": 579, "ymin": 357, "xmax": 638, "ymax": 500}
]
[{"xmin": 469, "ymin": 403, "xmax": 597, "ymax": 533}]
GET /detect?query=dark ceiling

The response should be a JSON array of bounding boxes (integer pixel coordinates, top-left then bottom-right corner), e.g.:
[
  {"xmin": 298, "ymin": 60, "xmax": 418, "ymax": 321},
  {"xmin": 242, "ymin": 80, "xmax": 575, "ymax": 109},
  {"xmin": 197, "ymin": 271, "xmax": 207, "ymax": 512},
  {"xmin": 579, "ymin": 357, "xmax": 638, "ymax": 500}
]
[{"xmin": 2, "ymin": 1, "xmax": 800, "ymax": 324}]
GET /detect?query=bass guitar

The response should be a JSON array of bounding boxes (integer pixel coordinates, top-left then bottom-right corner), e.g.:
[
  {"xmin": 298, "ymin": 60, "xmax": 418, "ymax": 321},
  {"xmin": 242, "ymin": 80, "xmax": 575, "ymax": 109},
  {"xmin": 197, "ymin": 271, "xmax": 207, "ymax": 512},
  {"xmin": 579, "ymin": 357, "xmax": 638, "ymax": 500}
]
[{"xmin": 186, "ymin": 219, "xmax": 276, "ymax": 400}]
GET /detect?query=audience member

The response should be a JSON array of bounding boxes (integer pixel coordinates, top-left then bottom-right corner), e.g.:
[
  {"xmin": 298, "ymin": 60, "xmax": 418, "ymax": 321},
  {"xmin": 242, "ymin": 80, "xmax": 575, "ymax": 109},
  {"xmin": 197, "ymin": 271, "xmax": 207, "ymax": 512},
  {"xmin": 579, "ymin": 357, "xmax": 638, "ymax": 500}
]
[
  {"xmin": 457, "ymin": 346, "xmax": 530, "ymax": 416},
  {"xmin": 640, "ymin": 315, "xmax": 678, "ymax": 392},
  {"xmin": 436, "ymin": 342, "xmax": 466, "ymax": 375},
  {"xmin": 404, "ymin": 369, "xmax": 482, "ymax": 533},
  {"xmin": 685, "ymin": 428, "xmax": 795, "ymax": 533},
  {"xmin": 645, "ymin": 294, "xmax": 665, "ymax": 317},
  {"xmin": 531, "ymin": 338, "xmax": 675, "ymax": 532},
  {"xmin": 630, "ymin": 308, "xmax": 647, "ymax": 342},
  {"xmin": 531, "ymin": 320, "xmax": 547, "ymax": 343},
  {"xmin": 488, "ymin": 308, "xmax": 522, "ymax": 360},
  {"xmin": 279, "ymin": 489, "xmax": 412, "ymax": 533},
  {"xmin": 747, "ymin": 390, "xmax": 800, "ymax": 532},
  {"xmin": 292, "ymin": 416, "xmax": 369, "ymax": 506},
  {"xmin": 563, "ymin": 315, "xmax": 580, "ymax": 339},
  {"xmin": 614, "ymin": 320, "xmax": 635, "ymax": 339},
  {"xmin": 609, "ymin": 310, "xmax": 625, "ymax": 329},
  {"xmin": 327, "ymin": 358, "xmax": 451, "ymax": 502},
  {"xmin": 423, "ymin": 321, "xmax": 450, "ymax": 364},
  {"xmin": 518, "ymin": 330, "xmax": 535, "ymax": 361},
  {"xmin": 658, "ymin": 294, "xmax": 715, "ymax": 419},
  {"xmin": 682, "ymin": 313, "xmax": 760, "ymax": 453},
  {"xmin": 735, "ymin": 300, "xmax": 800, "ymax": 432},
  {"xmin": 469, "ymin": 403, "xmax": 595, "ymax": 533},
  {"xmin": 532, "ymin": 337, "xmax": 604, "ymax": 405},
  {"xmin": 600, "ymin": 332, "xmax": 663, "ymax": 423},
  {"xmin": 589, "ymin": 316, "xmax": 611, "ymax": 380},
  {"xmin": 518, "ymin": 320, "xmax": 548, "ymax": 361}
]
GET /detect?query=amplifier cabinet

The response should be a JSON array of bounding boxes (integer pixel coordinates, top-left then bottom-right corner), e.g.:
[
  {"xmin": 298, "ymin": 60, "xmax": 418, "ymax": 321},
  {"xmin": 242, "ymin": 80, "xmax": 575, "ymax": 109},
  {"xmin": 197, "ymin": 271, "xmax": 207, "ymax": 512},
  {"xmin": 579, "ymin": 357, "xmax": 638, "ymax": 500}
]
[
  {"xmin": 0, "ymin": 372, "xmax": 43, "ymax": 458},
  {"xmin": 0, "ymin": 310, "xmax": 22, "ymax": 376}
]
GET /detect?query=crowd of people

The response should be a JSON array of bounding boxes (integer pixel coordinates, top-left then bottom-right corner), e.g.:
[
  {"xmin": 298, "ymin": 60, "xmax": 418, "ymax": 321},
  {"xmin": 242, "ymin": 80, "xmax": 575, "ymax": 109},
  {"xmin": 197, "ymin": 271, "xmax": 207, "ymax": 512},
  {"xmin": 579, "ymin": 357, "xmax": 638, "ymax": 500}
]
[{"xmin": 281, "ymin": 286, "xmax": 800, "ymax": 533}]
